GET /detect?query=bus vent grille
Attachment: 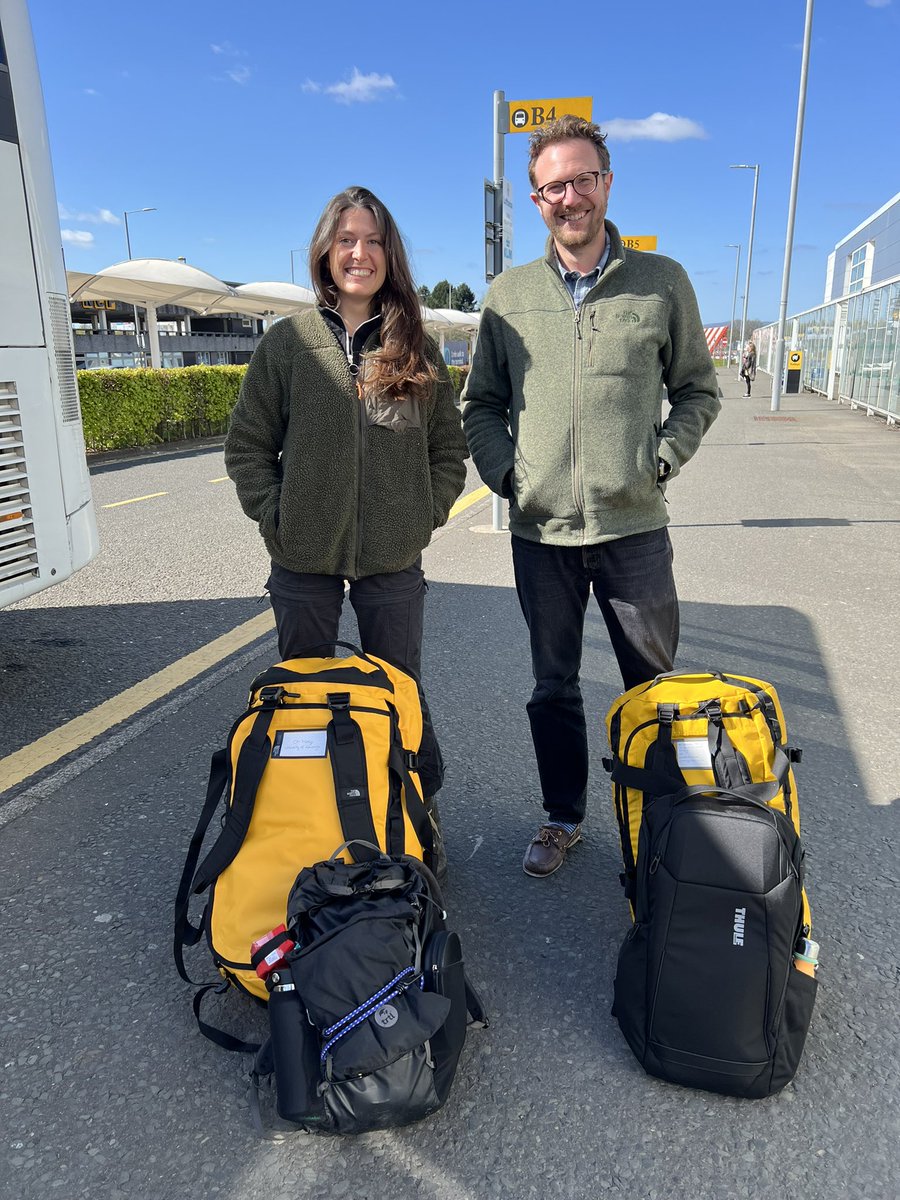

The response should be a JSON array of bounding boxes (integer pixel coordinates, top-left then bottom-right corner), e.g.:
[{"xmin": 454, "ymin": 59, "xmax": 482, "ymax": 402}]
[
  {"xmin": 0, "ymin": 383, "xmax": 39, "ymax": 588},
  {"xmin": 48, "ymin": 293, "xmax": 82, "ymax": 423}
]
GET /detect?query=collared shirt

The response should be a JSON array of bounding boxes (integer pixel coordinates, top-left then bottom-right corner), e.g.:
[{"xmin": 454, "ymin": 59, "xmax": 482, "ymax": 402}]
[{"xmin": 557, "ymin": 238, "xmax": 612, "ymax": 310}]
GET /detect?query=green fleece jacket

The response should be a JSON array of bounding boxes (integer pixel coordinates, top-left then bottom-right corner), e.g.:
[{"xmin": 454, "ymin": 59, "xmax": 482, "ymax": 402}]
[
  {"xmin": 462, "ymin": 221, "xmax": 720, "ymax": 544},
  {"xmin": 224, "ymin": 308, "xmax": 468, "ymax": 579}
]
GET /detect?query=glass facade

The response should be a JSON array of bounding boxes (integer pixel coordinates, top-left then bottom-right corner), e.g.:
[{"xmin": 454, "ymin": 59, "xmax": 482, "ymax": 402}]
[{"xmin": 755, "ymin": 274, "xmax": 900, "ymax": 422}]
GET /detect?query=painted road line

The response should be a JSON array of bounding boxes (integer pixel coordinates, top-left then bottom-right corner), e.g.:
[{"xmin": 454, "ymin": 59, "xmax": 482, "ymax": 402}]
[
  {"xmin": 102, "ymin": 491, "xmax": 169, "ymax": 509},
  {"xmin": 448, "ymin": 485, "xmax": 489, "ymax": 519},
  {"xmin": 0, "ymin": 609, "xmax": 276, "ymax": 796},
  {"xmin": 209, "ymin": 476, "xmax": 229, "ymax": 483}
]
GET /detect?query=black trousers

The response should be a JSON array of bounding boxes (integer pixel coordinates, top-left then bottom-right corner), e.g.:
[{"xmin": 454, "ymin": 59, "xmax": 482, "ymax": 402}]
[
  {"xmin": 266, "ymin": 558, "xmax": 444, "ymax": 797},
  {"xmin": 511, "ymin": 528, "xmax": 679, "ymax": 825}
]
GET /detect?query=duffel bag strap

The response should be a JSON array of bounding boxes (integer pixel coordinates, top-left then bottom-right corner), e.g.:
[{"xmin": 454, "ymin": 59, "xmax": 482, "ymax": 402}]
[
  {"xmin": 388, "ymin": 739, "xmax": 433, "ymax": 858},
  {"xmin": 193, "ymin": 982, "xmax": 262, "ymax": 1055},
  {"xmin": 173, "ymin": 748, "xmax": 229, "ymax": 984},
  {"xmin": 326, "ymin": 694, "xmax": 381, "ymax": 859},
  {"xmin": 464, "ymin": 973, "xmax": 490, "ymax": 1030},
  {"xmin": 190, "ymin": 700, "xmax": 280, "ymax": 895}
]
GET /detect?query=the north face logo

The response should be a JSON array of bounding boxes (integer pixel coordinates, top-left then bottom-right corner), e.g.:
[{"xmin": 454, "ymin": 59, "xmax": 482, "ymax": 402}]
[{"xmin": 616, "ymin": 310, "xmax": 640, "ymax": 324}]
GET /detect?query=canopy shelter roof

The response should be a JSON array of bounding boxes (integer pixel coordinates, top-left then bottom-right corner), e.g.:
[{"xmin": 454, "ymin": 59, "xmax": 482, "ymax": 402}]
[
  {"xmin": 67, "ymin": 260, "xmax": 317, "ymax": 317},
  {"xmin": 66, "ymin": 257, "xmax": 478, "ymax": 366}
]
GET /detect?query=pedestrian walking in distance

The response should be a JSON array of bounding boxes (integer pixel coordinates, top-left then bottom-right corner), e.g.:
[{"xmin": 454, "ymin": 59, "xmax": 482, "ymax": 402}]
[
  {"xmin": 224, "ymin": 186, "xmax": 468, "ymax": 882},
  {"xmin": 462, "ymin": 115, "xmax": 720, "ymax": 878},
  {"xmin": 740, "ymin": 339, "xmax": 758, "ymax": 396}
]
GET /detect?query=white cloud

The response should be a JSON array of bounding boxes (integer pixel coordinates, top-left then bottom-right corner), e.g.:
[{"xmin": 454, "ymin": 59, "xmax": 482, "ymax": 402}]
[
  {"xmin": 211, "ymin": 41, "xmax": 241, "ymax": 55},
  {"xmin": 226, "ymin": 65, "xmax": 250, "ymax": 85},
  {"xmin": 603, "ymin": 112, "xmax": 708, "ymax": 142},
  {"xmin": 83, "ymin": 88, "xmax": 99, "ymax": 97},
  {"xmin": 61, "ymin": 230, "xmax": 95, "ymax": 247},
  {"xmin": 305, "ymin": 67, "xmax": 397, "ymax": 105},
  {"xmin": 58, "ymin": 205, "xmax": 120, "ymax": 225},
  {"xmin": 865, "ymin": 0, "xmax": 891, "ymax": 8}
]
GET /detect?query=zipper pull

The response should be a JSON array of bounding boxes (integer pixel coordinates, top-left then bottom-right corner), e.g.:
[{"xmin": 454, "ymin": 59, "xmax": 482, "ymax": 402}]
[{"xmin": 649, "ymin": 853, "xmax": 661, "ymax": 874}]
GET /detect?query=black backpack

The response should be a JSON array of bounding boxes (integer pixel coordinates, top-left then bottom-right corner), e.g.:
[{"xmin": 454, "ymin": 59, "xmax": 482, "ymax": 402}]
[
  {"xmin": 611, "ymin": 784, "xmax": 817, "ymax": 1099},
  {"xmin": 252, "ymin": 842, "xmax": 487, "ymax": 1134}
]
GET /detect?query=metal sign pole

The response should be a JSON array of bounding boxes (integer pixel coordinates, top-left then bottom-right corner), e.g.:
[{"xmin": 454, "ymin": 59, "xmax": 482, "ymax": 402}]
[
  {"xmin": 771, "ymin": 0, "xmax": 815, "ymax": 413},
  {"xmin": 491, "ymin": 91, "xmax": 506, "ymax": 532}
]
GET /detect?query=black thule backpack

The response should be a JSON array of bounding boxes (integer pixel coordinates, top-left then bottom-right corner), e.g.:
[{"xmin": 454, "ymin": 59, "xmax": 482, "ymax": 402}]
[
  {"xmin": 252, "ymin": 842, "xmax": 487, "ymax": 1135},
  {"xmin": 611, "ymin": 784, "xmax": 817, "ymax": 1099}
]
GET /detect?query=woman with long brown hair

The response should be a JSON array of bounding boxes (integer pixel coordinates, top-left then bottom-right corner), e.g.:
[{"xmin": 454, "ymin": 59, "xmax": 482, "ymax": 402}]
[{"xmin": 225, "ymin": 186, "xmax": 468, "ymax": 880}]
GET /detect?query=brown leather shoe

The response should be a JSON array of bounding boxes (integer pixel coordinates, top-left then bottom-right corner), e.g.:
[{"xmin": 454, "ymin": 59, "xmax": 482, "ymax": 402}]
[{"xmin": 522, "ymin": 823, "xmax": 582, "ymax": 878}]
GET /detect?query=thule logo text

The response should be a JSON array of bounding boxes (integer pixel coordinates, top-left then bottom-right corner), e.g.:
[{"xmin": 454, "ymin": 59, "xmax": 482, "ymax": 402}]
[{"xmin": 733, "ymin": 907, "xmax": 747, "ymax": 946}]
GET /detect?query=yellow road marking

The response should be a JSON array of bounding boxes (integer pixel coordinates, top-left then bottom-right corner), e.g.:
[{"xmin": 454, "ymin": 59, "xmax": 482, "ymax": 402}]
[
  {"xmin": 209, "ymin": 476, "xmax": 229, "ymax": 483},
  {"xmin": 0, "ymin": 610, "xmax": 275, "ymax": 795},
  {"xmin": 448, "ymin": 485, "xmax": 489, "ymax": 518},
  {"xmin": 3, "ymin": 483, "xmax": 489, "ymax": 796},
  {"xmin": 102, "ymin": 491, "xmax": 169, "ymax": 509}
]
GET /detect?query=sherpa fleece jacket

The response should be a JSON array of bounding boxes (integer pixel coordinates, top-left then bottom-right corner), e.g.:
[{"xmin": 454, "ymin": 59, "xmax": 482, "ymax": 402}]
[
  {"xmin": 462, "ymin": 221, "xmax": 720, "ymax": 545},
  {"xmin": 224, "ymin": 308, "xmax": 468, "ymax": 579}
]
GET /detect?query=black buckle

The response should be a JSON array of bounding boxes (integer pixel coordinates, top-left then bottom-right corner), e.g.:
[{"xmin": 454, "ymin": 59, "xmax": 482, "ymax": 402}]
[
  {"xmin": 601, "ymin": 756, "xmax": 613, "ymax": 773},
  {"xmin": 257, "ymin": 685, "xmax": 284, "ymax": 706},
  {"xmin": 404, "ymin": 750, "xmax": 419, "ymax": 771},
  {"xmin": 327, "ymin": 692, "xmax": 351, "ymax": 711},
  {"xmin": 788, "ymin": 746, "xmax": 803, "ymax": 763},
  {"xmin": 657, "ymin": 703, "xmax": 677, "ymax": 725}
]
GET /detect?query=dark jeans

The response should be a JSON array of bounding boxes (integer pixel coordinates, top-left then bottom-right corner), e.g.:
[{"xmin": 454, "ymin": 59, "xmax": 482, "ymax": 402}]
[
  {"xmin": 511, "ymin": 528, "xmax": 679, "ymax": 825},
  {"xmin": 266, "ymin": 558, "xmax": 444, "ymax": 797}
]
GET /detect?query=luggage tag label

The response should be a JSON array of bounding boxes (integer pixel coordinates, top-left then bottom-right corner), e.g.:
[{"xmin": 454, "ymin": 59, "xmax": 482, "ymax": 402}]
[
  {"xmin": 272, "ymin": 730, "xmax": 328, "ymax": 758},
  {"xmin": 674, "ymin": 738, "xmax": 713, "ymax": 770}
]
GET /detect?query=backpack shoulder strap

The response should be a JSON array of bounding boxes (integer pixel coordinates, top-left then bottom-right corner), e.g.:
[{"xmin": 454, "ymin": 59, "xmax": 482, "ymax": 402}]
[
  {"xmin": 190, "ymin": 699, "xmax": 280, "ymax": 895},
  {"xmin": 173, "ymin": 748, "xmax": 229, "ymax": 983}
]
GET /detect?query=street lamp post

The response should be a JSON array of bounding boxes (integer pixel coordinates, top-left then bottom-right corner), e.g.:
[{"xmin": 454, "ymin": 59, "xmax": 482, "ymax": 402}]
[
  {"xmin": 290, "ymin": 247, "xmax": 308, "ymax": 285},
  {"xmin": 726, "ymin": 244, "xmax": 741, "ymax": 366},
  {"xmin": 771, "ymin": 0, "xmax": 815, "ymax": 413},
  {"xmin": 123, "ymin": 207, "xmax": 156, "ymax": 362},
  {"xmin": 729, "ymin": 164, "xmax": 759, "ymax": 363}
]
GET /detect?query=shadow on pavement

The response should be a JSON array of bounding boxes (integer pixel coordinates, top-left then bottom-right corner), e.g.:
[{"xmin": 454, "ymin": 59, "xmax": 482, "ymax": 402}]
[{"xmin": 0, "ymin": 582, "xmax": 896, "ymax": 1199}]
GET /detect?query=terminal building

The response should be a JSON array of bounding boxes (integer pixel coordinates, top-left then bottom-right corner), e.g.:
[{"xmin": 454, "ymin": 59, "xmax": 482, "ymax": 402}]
[{"xmin": 755, "ymin": 190, "xmax": 900, "ymax": 424}]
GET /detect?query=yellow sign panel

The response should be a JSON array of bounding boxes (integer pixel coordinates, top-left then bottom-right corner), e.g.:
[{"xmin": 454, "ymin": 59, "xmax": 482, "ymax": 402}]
[
  {"xmin": 507, "ymin": 97, "xmax": 592, "ymax": 133},
  {"xmin": 621, "ymin": 236, "xmax": 658, "ymax": 252},
  {"xmin": 788, "ymin": 350, "xmax": 803, "ymax": 368}
]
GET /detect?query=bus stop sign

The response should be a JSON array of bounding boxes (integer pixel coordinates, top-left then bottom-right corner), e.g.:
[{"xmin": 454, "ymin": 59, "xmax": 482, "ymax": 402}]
[{"xmin": 507, "ymin": 97, "xmax": 592, "ymax": 133}]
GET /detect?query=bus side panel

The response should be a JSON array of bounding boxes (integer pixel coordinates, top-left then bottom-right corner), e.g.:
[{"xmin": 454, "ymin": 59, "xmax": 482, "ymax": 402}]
[{"xmin": 0, "ymin": 139, "xmax": 43, "ymax": 345}]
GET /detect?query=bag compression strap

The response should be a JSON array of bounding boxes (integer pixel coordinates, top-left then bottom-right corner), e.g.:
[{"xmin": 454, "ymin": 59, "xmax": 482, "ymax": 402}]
[{"xmin": 326, "ymin": 693, "xmax": 381, "ymax": 859}]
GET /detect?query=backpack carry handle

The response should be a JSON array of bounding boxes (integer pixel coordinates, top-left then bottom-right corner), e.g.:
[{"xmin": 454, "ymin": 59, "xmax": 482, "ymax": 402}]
[
  {"xmin": 285, "ymin": 640, "xmax": 374, "ymax": 663},
  {"xmin": 329, "ymin": 838, "xmax": 392, "ymax": 863},
  {"xmin": 662, "ymin": 782, "xmax": 787, "ymax": 816},
  {"xmin": 650, "ymin": 669, "xmax": 726, "ymax": 684}
]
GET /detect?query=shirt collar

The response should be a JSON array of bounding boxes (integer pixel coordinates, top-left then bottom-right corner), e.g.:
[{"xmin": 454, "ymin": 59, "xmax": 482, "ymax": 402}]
[{"xmin": 556, "ymin": 238, "xmax": 611, "ymax": 283}]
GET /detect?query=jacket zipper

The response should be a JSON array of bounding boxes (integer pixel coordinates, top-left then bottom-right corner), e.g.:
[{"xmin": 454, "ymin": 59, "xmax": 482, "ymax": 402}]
[{"xmin": 572, "ymin": 308, "xmax": 586, "ymax": 519}]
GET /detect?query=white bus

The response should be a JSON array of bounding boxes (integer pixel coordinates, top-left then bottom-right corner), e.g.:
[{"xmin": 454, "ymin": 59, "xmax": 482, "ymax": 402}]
[{"xmin": 0, "ymin": 0, "xmax": 98, "ymax": 608}]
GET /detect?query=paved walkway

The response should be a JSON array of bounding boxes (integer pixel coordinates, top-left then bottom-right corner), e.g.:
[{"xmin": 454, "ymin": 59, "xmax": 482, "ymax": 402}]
[{"xmin": 1, "ymin": 368, "xmax": 898, "ymax": 1200}]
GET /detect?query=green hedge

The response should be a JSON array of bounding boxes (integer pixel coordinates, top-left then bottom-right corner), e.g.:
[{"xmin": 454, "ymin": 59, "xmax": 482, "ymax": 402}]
[
  {"xmin": 447, "ymin": 365, "xmax": 469, "ymax": 398},
  {"xmin": 77, "ymin": 365, "xmax": 247, "ymax": 451},
  {"xmin": 78, "ymin": 361, "xmax": 471, "ymax": 451}
]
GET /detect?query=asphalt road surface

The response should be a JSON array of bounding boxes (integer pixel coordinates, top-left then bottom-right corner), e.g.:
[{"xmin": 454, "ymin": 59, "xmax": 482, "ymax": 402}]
[{"xmin": 1, "ymin": 374, "xmax": 898, "ymax": 1200}]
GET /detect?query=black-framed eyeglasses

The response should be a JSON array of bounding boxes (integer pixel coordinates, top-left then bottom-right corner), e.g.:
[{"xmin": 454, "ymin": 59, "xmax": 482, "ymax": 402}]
[{"xmin": 535, "ymin": 171, "xmax": 609, "ymax": 204}]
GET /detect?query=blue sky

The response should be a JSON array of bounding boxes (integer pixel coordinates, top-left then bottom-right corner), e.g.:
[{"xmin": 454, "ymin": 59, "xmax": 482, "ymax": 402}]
[{"xmin": 30, "ymin": 0, "xmax": 900, "ymax": 325}]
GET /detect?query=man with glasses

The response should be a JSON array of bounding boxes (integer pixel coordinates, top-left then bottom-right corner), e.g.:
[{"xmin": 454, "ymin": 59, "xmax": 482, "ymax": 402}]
[{"xmin": 463, "ymin": 115, "xmax": 720, "ymax": 878}]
